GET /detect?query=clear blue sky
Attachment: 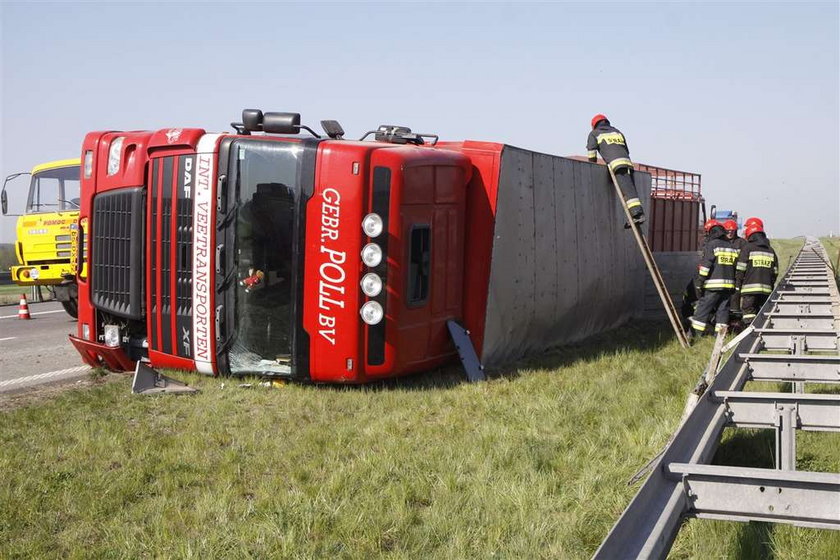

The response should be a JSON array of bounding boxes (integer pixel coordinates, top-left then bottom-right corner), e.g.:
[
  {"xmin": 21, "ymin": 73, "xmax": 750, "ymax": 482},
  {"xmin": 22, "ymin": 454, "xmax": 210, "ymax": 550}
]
[{"xmin": 1, "ymin": 1, "xmax": 838, "ymax": 241}]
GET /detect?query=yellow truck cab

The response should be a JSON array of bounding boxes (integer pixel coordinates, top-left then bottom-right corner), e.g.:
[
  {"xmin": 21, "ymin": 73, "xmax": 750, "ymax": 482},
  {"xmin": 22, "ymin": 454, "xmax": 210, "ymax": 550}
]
[{"xmin": 2, "ymin": 158, "xmax": 82, "ymax": 317}]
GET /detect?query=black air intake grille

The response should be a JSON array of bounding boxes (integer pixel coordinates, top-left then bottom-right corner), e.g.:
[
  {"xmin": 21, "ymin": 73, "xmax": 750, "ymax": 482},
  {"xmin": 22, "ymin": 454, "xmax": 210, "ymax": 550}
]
[{"xmin": 91, "ymin": 188, "xmax": 145, "ymax": 319}]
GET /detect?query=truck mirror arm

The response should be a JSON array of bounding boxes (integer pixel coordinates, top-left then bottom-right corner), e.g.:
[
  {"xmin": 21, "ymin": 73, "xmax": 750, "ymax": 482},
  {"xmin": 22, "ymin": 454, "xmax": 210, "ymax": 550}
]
[{"xmin": 297, "ymin": 125, "xmax": 322, "ymax": 139}]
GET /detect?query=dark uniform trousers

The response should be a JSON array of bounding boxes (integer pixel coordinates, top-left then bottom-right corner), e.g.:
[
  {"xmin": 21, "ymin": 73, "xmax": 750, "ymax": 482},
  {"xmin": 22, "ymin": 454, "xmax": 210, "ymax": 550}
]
[
  {"xmin": 614, "ymin": 168, "xmax": 643, "ymax": 218},
  {"xmin": 693, "ymin": 289, "xmax": 733, "ymax": 333},
  {"xmin": 741, "ymin": 294, "xmax": 768, "ymax": 324},
  {"xmin": 728, "ymin": 238, "xmax": 748, "ymax": 318}
]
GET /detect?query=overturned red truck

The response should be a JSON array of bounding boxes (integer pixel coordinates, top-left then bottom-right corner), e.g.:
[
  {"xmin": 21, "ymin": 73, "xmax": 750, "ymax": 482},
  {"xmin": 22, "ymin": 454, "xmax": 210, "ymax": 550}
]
[{"xmin": 70, "ymin": 110, "xmax": 692, "ymax": 383}]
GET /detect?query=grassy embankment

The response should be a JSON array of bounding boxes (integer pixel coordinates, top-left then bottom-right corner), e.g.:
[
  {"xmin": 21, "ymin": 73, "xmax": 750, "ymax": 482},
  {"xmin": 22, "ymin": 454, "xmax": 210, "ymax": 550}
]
[
  {"xmin": 0, "ymin": 283, "xmax": 54, "ymax": 305},
  {"xmin": 820, "ymin": 236, "xmax": 840, "ymax": 281},
  {"xmin": 0, "ymin": 243, "xmax": 57, "ymax": 304},
  {"xmin": 1, "ymin": 239, "xmax": 838, "ymax": 559}
]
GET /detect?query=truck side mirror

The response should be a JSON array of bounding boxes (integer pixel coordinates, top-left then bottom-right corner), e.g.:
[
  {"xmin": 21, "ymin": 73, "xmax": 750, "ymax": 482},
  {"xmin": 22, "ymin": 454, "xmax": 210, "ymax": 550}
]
[
  {"xmin": 242, "ymin": 109, "xmax": 264, "ymax": 132},
  {"xmin": 321, "ymin": 120, "xmax": 345, "ymax": 139},
  {"xmin": 263, "ymin": 112, "xmax": 301, "ymax": 134},
  {"xmin": 1, "ymin": 190, "xmax": 7, "ymax": 215}
]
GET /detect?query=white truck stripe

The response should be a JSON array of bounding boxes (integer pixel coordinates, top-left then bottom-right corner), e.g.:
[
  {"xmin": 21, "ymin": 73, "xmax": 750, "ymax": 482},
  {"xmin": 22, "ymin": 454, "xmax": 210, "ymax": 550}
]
[{"xmin": 192, "ymin": 133, "xmax": 223, "ymax": 375}]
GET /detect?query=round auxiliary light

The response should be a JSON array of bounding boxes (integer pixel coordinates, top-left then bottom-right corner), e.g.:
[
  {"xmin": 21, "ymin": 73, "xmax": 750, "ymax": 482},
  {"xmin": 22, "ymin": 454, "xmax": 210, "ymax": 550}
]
[
  {"xmin": 361, "ymin": 243, "xmax": 382, "ymax": 267},
  {"xmin": 103, "ymin": 325, "xmax": 121, "ymax": 348},
  {"xmin": 362, "ymin": 213, "xmax": 384, "ymax": 238},
  {"xmin": 360, "ymin": 301, "xmax": 384, "ymax": 325},
  {"xmin": 360, "ymin": 273, "xmax": 383, "ymax": 297}
]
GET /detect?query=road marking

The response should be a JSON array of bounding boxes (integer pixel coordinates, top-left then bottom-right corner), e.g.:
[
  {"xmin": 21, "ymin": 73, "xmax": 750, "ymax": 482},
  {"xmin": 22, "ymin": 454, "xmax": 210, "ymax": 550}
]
[
  {"xmin": 0, "ymin": 309, "xmax": 65, "ymax": 319},
  {"xmin": 0, "ymin": 365, "xmax": 90, "ymax": 388},
  {"xmin": 0, "ymin": 337, "xmax": 16, "ymax": 342}
]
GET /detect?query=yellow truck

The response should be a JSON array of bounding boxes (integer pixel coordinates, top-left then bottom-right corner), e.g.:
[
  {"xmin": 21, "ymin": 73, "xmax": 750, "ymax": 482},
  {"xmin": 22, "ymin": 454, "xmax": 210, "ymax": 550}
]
[{"xmin": 2, "ymin": 158, "xmax": 82, "ymax": 318}]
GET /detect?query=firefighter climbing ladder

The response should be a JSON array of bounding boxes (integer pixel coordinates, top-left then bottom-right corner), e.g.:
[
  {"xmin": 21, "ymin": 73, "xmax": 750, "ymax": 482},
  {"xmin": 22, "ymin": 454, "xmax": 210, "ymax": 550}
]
[
  {"xmin": 608, "ymin": 167, "xmax": 689, "ymax": 348},
  {"xmin": 595, "ymin": 238, "xmax": 840, "ymax": 559}
]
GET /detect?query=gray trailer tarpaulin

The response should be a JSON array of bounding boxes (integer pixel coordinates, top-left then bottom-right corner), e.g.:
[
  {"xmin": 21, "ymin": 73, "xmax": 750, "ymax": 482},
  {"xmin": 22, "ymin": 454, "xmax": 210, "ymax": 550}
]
[{"xmin": 481, "ymin": 146, "xmax": 650, "ymax": 366}]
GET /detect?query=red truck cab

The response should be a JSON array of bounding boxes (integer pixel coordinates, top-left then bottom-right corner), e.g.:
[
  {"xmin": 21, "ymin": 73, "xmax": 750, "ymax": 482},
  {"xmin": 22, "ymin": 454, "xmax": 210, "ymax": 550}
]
[{"xmin": 70, "ymin": 113, "xmax": 472, "ymax": 382}]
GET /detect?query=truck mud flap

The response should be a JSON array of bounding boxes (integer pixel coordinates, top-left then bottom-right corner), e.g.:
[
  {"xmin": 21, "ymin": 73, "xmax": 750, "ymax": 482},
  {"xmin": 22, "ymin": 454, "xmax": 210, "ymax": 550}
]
[{"xmin": 447, "ymin": 320, "xmax": 486, "ymax": 382}]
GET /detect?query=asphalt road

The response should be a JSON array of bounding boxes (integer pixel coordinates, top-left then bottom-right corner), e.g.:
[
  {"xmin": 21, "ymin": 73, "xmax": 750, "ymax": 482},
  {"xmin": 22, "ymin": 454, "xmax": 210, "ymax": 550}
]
[{"xmin": 0, "ymin": 301, "xmax": 90, "ymax": 392}]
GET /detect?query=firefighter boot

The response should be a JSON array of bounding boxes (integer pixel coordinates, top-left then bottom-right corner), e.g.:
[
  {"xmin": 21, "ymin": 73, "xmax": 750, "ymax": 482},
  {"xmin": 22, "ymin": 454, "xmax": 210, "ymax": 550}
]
[{"xmin": 624, "ymin": 207, "xmax": 646, "ymax": 229}]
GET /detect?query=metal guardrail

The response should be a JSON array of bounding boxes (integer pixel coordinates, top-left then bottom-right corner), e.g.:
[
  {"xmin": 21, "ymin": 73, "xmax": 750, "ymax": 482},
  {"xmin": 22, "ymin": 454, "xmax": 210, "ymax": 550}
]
[{"xmin": 595, "ymin": 237, "xmax": 840, "ymax": 558}]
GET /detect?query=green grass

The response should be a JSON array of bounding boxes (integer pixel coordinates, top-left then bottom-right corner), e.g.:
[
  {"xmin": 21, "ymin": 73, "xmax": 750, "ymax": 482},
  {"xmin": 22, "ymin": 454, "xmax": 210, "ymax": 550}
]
[
  {"xmin": 0, "ymin": 284, "xmax": 27, "ymax": 305},
  {"xmin": 771, "ymin": 237, "xmax": 806, "ymax": 275},
  {"xmin": 820, "ymin": 236, "xmax": 840, "ymax": 281},
  {"xmin": 0, "ymin": 243, "xmax": 17, "ymax": 271},
  {"xmin": 0, "ymin": 283, "xmax": 27, "ymax": 295},
  {"xmin": 0, "ymin": 239, "xmax": 838, "ymax": 559},
  {"xmin": 0, "ymin": 283, "xmax": 54, "ymax": 305}
]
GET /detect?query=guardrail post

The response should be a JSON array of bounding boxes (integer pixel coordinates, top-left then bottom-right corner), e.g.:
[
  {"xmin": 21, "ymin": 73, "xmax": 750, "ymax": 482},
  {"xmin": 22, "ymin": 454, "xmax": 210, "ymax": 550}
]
[{"xmin": 774, "ymin": 403, "xmax": 798, "ymax": 471}]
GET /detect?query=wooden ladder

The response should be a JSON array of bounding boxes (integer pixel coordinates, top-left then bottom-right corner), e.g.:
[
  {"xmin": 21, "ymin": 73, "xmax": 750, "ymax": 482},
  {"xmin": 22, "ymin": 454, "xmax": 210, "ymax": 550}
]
[{"xmin": 609, "ymin": 167, "xmax": 690, "ymax": 348}]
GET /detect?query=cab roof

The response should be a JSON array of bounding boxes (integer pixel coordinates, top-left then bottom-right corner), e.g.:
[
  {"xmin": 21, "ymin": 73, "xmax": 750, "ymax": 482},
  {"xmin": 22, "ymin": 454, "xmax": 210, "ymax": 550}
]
[{"xmin": 31, "ymin": 158, "xmax": 81, "ymax": 175}]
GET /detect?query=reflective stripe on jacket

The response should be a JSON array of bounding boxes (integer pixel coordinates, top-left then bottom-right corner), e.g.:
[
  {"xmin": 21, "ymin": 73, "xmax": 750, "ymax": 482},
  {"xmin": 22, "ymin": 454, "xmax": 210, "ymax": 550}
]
[
  {"xmin": 736, "ymin": 235, "xmax": 778, "ymax": 294},
  {"xmin": 697, "ymin": 236, "xmax": 737, "ymax": 291},
  {"xmin": 587, "ymin": 123, "xmax": 633, "ymax": 169}
]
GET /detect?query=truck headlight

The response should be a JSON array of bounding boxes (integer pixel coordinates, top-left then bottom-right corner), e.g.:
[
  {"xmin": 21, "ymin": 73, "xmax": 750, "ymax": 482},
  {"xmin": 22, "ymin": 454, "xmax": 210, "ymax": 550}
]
[
  {"xmin": 104, "ymin": 325, "xmax": 120, "ymax": 347},
  {"xmin": 360, "ymin": 301, "xmax": 384, "ymax": 325},
  {"xmin": 361, "ymin": 243, "xmax": 382, "ymax": 267},
  {"xmin": 84, "ymin": 150, "xmax": 94, "ymax": 179},
  {"xmin": 107, "ymin": 137, "xmax": 125, "ymax": 176},
  {"xmin": 362, "ymin": 213, "xmax": 383, "ymax": 237},
  {"xmin": 360, "ymin": 273, "xmax": 382, "ymax": 297}
]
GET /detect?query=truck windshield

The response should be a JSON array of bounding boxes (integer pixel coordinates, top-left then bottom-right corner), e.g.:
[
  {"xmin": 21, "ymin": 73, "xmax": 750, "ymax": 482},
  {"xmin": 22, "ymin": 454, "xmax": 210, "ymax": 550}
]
[
  {"xmin": 27, "ymin": 166, "xmax": 80, "ymax": 213},
  {"xmin": 228, "ymin": 141, "xmax": 302, "ymax": 375}
]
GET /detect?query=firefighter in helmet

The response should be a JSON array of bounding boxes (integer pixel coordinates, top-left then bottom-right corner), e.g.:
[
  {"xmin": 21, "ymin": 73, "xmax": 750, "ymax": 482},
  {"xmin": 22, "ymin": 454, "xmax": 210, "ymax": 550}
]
[
  {"xmin": 745, "ymin": 216, "xmax": 764, "ymax": 230},
  {"xmin": 736, "ymin": 220, "xmax": 778, "ymax": 325},
  {"xmin": 587, "ymin": 114, "xmax": 645, "ymax": 226},
  {"xmin": 723, "ymin": 219, "xmax": 748, "ymax": 327},
  {"xmin": 689, "ymin": 221, "xmax": 739, "ymax": 338},
  {"xmin": 680, "ymin": 219, "xmax": 721, "ymax": 326}
]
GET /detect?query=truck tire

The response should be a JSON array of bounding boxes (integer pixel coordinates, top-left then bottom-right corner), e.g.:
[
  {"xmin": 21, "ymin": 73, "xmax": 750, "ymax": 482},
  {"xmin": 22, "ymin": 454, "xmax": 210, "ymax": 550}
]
[{"xmin": 61, "ymin": 297, "xmax": 78, "ymax": 319}]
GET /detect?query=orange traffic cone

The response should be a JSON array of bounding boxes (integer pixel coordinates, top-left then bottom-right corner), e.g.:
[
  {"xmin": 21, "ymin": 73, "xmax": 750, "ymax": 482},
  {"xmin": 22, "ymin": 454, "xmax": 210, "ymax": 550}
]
[{"xmin": 18, "ymin": 294, "xmax": 31, "ymax": 320}]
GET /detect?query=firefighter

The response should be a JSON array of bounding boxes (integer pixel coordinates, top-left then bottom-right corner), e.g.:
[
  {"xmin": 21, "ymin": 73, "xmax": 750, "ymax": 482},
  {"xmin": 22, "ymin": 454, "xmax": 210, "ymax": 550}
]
[
  {"xmin": 724, "ymin": 219, "xmax": 748, "ymax": 327},
  {"xmin": 688, "ymin": 221, "xmax": 739, "ymax": 339},
  {"xmin": 587, "ymin": 114, "xmax": 645, "ymax": 226},
  {"xmin": 680, "ymin": 219, "xmax": 721, "ymax": 326},
  {"xmin": 736, "ymin": 221, "xmax": 778, "ymax": 325},
  {"xmin": 724, "ymin": 219, "xmax": 746, "ymax": 250}
]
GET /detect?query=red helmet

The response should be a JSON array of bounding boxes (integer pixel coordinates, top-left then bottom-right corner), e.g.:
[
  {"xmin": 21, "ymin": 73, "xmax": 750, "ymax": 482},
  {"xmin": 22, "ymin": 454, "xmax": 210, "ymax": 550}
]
[
  {"xmin": 745, "ymin": 223, "xmax": 764, "ymax": 239},
  {"xmin": 704, "ymin": 219, "xmax": 721, "ymax": 232},
  {"xmin": 723, "ymin": 219, "xmax": 738, "ymax": 232},
  {"xmin": 745, "ymin": 217, "xmax": 764, "ymax": 229},
  {"xmin": 591, "ymin": 114, "xmax": 608, "ymax": 129}
]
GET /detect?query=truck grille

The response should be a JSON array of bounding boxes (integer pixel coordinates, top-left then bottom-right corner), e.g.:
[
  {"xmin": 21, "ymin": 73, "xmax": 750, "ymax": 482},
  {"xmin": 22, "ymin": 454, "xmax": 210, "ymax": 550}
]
[
  {"xmin": 149, "ymin": 156, "xmax": 195, "ymax": 358},
  {"xmin": 91, "ymin": 188, "xmax": 146, "ymax": 319}
]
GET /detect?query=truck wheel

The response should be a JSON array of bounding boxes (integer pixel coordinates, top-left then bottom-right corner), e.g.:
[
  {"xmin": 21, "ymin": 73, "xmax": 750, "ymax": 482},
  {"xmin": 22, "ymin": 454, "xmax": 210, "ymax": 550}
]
[{"xmin": 61, "ymin": 297, "xmax": 78, "ymax": 319}]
